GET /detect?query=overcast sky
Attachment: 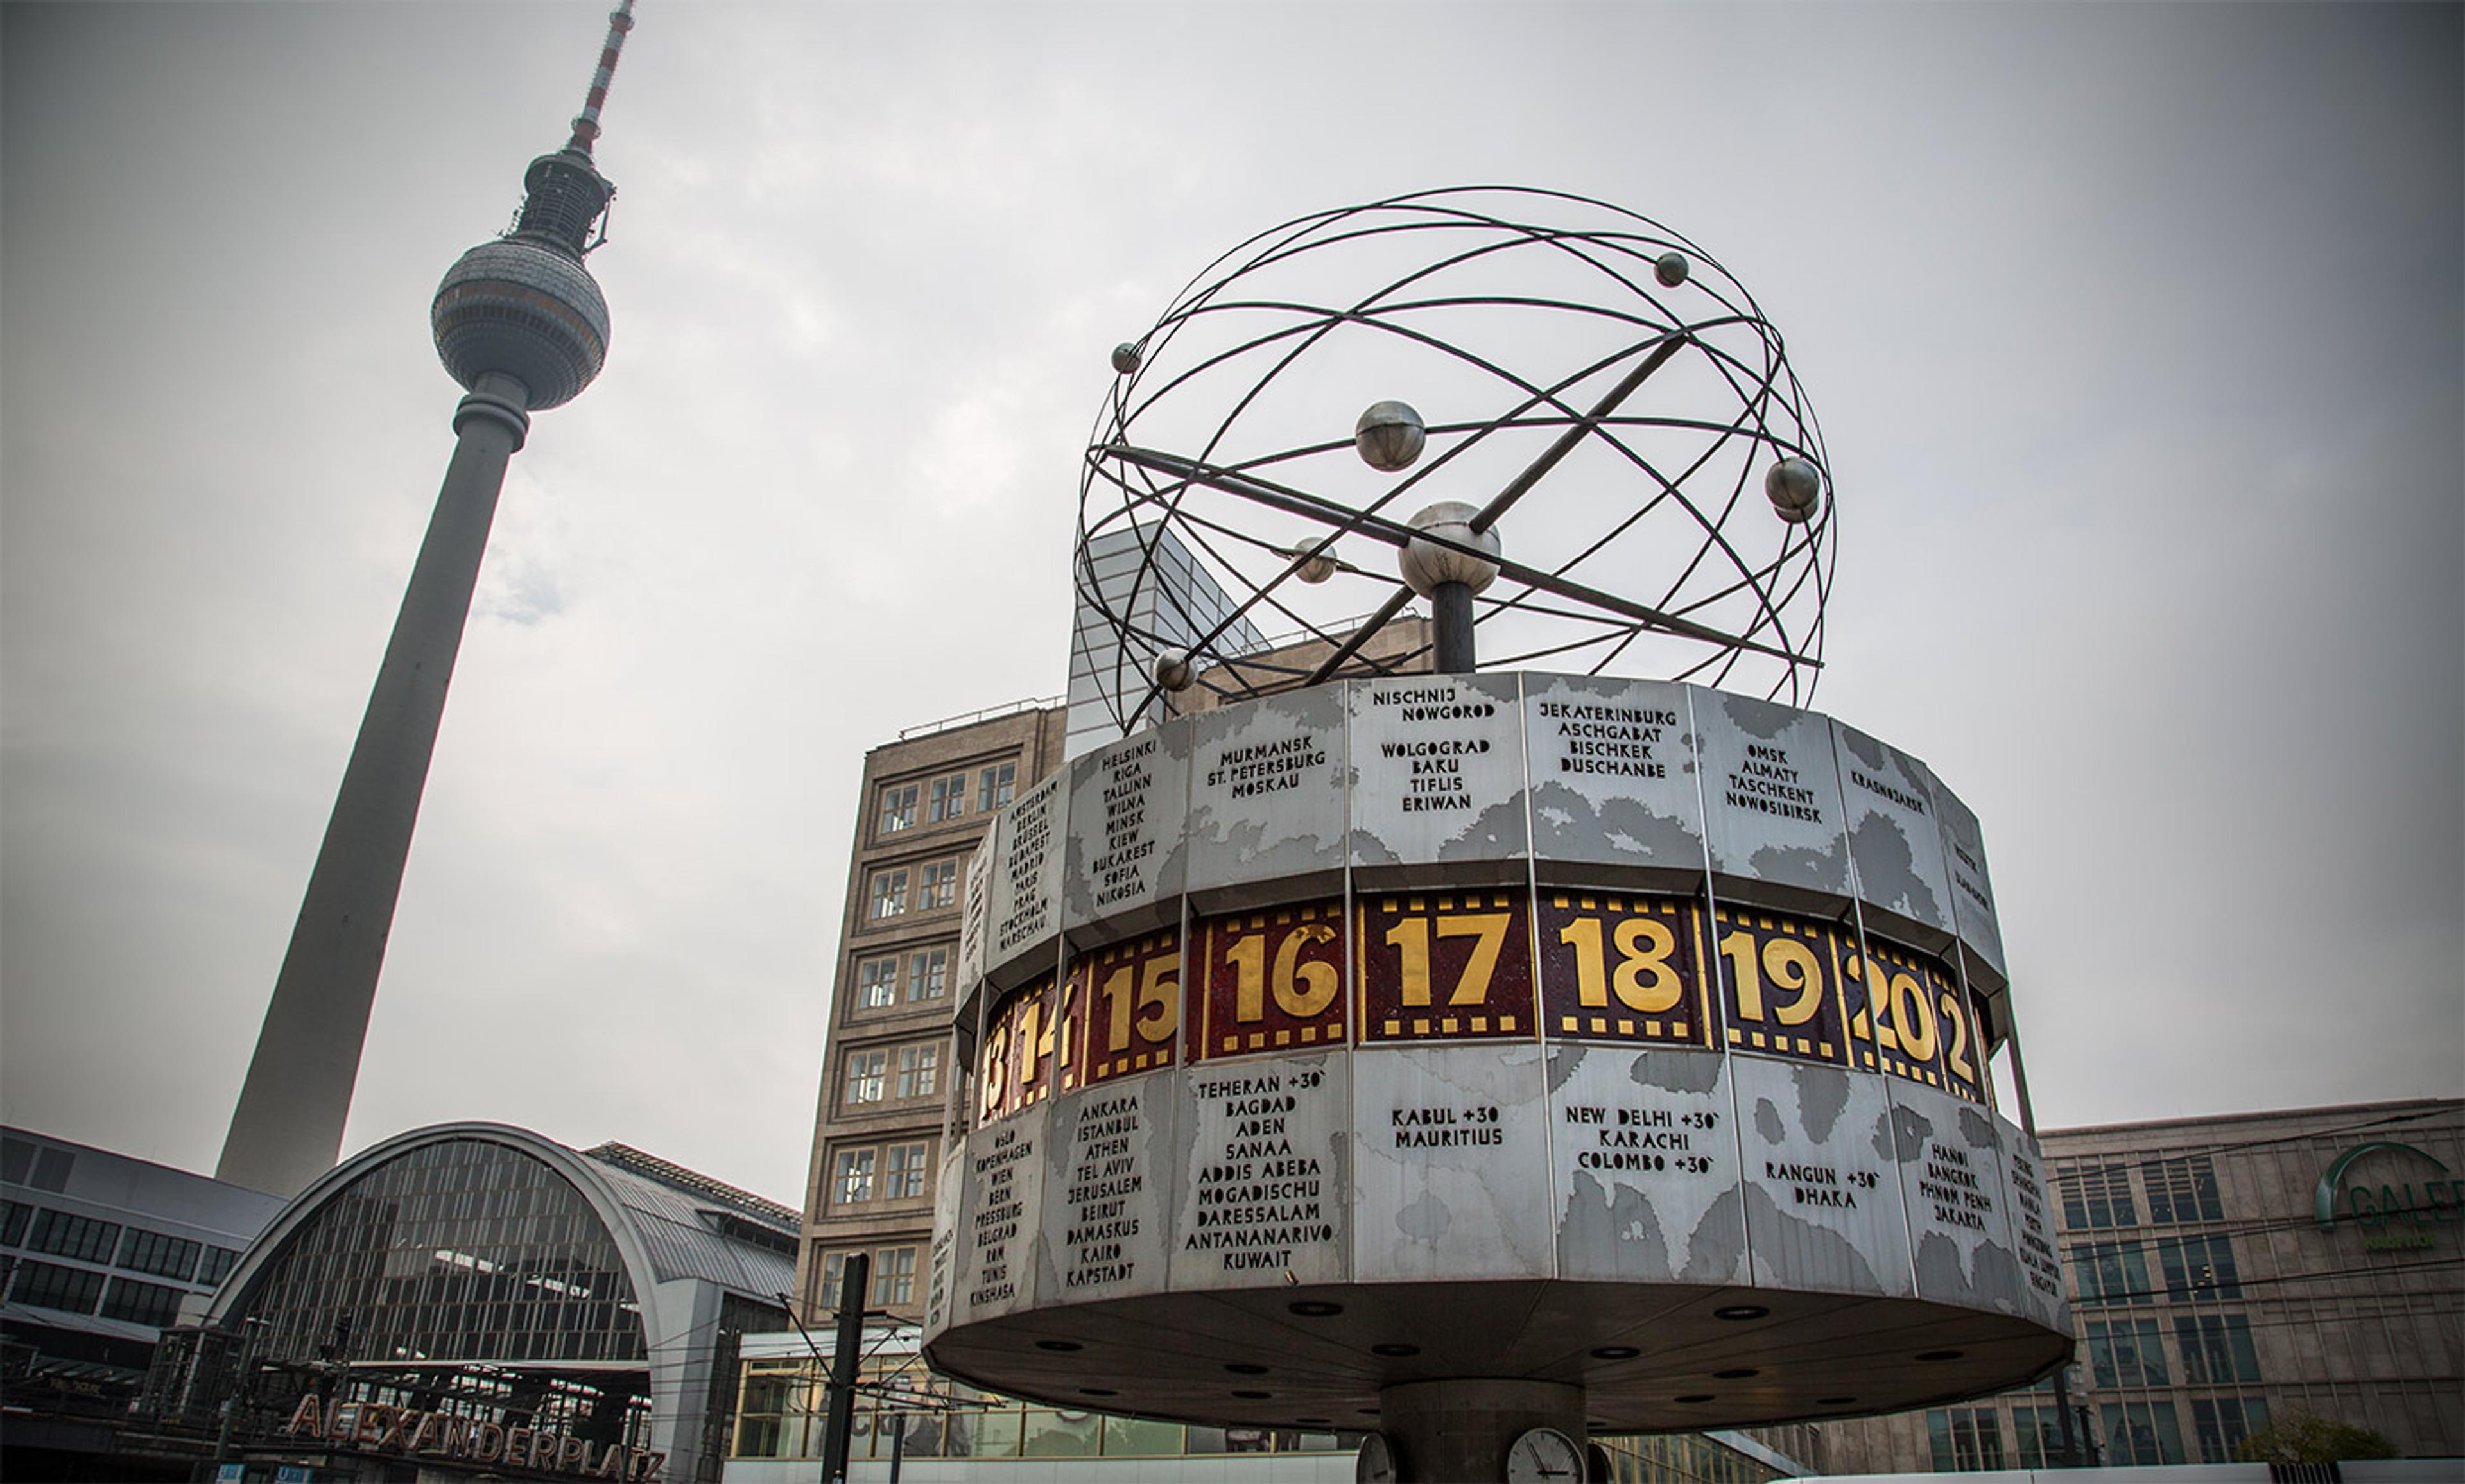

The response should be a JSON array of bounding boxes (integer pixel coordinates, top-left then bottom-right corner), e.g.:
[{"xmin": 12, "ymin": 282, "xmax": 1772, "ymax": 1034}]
[{"xmin": 3, "ymin": 3, "xmax": 2457, "ymax": 1208}]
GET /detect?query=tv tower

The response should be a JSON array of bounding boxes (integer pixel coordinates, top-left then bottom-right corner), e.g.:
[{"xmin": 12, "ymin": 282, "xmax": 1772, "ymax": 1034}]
[{"xmin": 217, "ymin": 3, "xmax": 639, "ymax": 1197}]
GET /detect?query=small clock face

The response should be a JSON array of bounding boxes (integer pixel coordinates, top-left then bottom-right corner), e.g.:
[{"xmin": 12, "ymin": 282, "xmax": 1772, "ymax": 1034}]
[
  {"xmin": 1506, "ymin": 1426, "xmax": 1585, "ymax": 1483},
  {"xmin": 1356, "ymin": 1432, "xmax": 1397, "ymax": 1483}
]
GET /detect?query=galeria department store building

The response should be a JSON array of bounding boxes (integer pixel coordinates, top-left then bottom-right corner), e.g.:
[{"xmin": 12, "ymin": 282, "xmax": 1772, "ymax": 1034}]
[
  {"xmin": 1800, "ymin": 1097, "xmax": 2461, "ymax": 1474},
  {"xmin": 723, "ymin": 1096, "xmax": 2460, "ymax": 1481}
]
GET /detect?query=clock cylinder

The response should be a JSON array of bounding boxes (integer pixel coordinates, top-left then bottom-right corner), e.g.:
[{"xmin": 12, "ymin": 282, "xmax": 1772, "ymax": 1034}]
[{"xmin": 921, "ymin": 671, "xmax": 2064, "ymax": 1443}]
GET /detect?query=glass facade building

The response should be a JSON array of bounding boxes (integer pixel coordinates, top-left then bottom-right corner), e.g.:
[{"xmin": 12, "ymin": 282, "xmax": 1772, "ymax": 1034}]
[{"xmin": 1, "ymin": 1126, "xmax": 283, "ymax": 1479}]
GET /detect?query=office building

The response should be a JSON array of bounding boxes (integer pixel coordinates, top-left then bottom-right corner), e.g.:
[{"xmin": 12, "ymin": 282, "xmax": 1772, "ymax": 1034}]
[
  {"xmin": 797, "ymin": 701, "xmax": 1073, "ymax": 1325},
  {"xmin": 1, "ymin": 1128, "xmax": 284, "ymax": 1478},
  {"xmin": 1799, "ymin": 1098, "xmax": 2462, "ymax": 1472}
]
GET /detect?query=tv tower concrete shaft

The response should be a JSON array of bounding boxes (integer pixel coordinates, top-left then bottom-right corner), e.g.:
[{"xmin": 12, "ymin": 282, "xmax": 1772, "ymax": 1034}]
[
  {"xmin": 216, "ymin": 380, "xmax": 530, "ymax": 1197},
  {"xmin": 216, "ymin": 3, "xmax": 634, "ymax": 1197}
]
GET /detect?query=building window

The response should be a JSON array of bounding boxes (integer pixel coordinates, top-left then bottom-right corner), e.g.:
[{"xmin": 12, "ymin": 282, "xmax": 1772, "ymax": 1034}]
[
  {"xmin": 818, "ymin": 1247, "xmax": 919, "ymax": 1311},
  {"xmin": 8, "ymin": 1259, "xmax": 105, "ymax": 1315},
  {"xmin": 0, "ymin": 1198, "xmax": 30, "ymax": 1247},
  {"xmin": 907, "ymin": 947, "xmax": 949, "ymax": 1003},
  {"xmin": 895, "ymin": 1043, "xmax": 941, "ymax": 1101},
  {"xmin": 831, "ymin": 1148, "xmax": 877, "ymax": 1207},
  {"xmin": 117, "ymin": 1228, "xmax": 203, "ymax": 1282},
  {"xmin": 843, "ymin": 1049, "xmax": 889, "ymax": 1105},
  {"xmin": 2100, "ymin": 1400, "xmax": 2185, "ymax": 1467},
  {"xmin": 24, "ymin": 1209, "xmax": 121, "ymax": 1264},
  {"xmin": 1925, "ymin": 1408, "xmax": 2005, "ymax": 1471},
  {"xmin": 855, "ymin": 956, "xmax": 899, "ymax": 1010},
  {"xmin": 885, "ymin": 1142, "xmax": 932, "ymax": 1200},
  {"xmin": 2144, "ymin": 1153, "xmax": 2224, "ymax": 1225},
  {"xmin": 917, "ymin": 858, "xmax": 960, "ymax": 911},
  {"xmin": 2084, "ymin": 1316, "xmax": 2169, "ymax": 1388},
  {"xmin": 2012, "ymin": 1404, "xmax": 2071, "ymax": 1468},
  {"xmin": 978, "ymin": 761, "xmax": 1016, "ymax": 813},
  {"xmin": 2154, "ymin": 1233, "xmax": 2240, "ymax": 1300},
  {"xmin": 2071, "ymin": 1239, "xmax": 2152, "ymax": 1306},
  {"xmin": 2175, "ymin": 1313, "xmax": 2261, "ymax": 1383},
  {"xmin": 2057, "ymin": 1160, "xmax": 2138, "ymax": 1230},
  {"xmin": 2190, "ymin": 1396, "xmax": 2270, "ymax": 1463},
  {"xmin": 868, "ymin": 868, "xmax": 909, "ymax": 920},
  {"xmin": 872, "ymin": 1246, "xmax": 919, "ymax": 1307},
  {"xmin": 878, "ymin": 783, "xmax": 919, "ymax": 836},
  {"xmin": 928, "ymin": 773, "xmax": 969, "ymax": 823},
  {"xmin": 100, "ymin": 1275, "xmax": 187, "ymax": 1327},
  {"xmin": 196, "ymin": 1247, "xmax": 239, "ymax": 1287}
]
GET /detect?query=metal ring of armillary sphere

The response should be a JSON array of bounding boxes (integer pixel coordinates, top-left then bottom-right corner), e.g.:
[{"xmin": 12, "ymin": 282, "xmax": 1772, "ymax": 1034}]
[{"xmin": 1077, "ymin": 186, "xmax": 1835, "ymax": 745}]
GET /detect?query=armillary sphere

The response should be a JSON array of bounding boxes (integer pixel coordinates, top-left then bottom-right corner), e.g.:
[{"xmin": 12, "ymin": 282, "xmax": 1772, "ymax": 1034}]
[{"xmin": 1077, "ymin": 185, "xmax": 1835, "ymax": 744}]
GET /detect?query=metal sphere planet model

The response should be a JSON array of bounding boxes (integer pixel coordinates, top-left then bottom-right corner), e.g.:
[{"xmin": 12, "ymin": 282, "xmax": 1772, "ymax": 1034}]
[{"xmin": 926, "ymin": 188, "xmax": 2065, "ymax": 1483}]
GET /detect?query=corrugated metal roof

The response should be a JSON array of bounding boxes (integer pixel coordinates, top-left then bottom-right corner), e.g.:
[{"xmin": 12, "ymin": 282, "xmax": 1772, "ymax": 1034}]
[{"xmin": 578, "ymin": 1150, "xmax": 797, "ymax": 1300}]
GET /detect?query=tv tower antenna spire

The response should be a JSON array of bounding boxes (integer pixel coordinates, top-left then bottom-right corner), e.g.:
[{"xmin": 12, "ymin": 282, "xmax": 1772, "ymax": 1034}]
[{"xmin": 217, "ymin": 4, "xmax": 642, "ymax": 1198}]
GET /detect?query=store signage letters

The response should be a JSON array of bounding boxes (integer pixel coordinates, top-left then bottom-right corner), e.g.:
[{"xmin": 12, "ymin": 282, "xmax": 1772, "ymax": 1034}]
[
  {"xmin": 2314, "ymin": 1141, "xmax": 2459, "ymax": 1250},
  {"xmin": 279, "ymin": 1394, "xmax": 666, "ymax": 1481}
]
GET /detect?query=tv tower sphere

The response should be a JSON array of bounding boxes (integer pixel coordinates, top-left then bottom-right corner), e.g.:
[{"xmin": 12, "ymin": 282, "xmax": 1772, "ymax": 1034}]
[{"xmin": 431, "ymin": 236, "xmax": 609, "ymax": 410}]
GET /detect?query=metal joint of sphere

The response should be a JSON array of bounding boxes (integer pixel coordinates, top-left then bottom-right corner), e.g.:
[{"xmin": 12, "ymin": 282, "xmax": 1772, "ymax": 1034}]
[
  {"xmin": 1399, "ymin": 501, "xmax": 1501, "ymax": 598},
  {"xmin": 1354, "ymin": 400, "xmax": 1426, "ymax": 472},
  {"xmin": 1284, "ymin": 542, "xmax": 1338, "ymax": 585},
  {"xmin": 1153, "ymin": 650, "xmax": 1194, "ymax": 693},
  {"xmin": 1765, "ymin": 457, "xmax": 1824, "ymax": 524},
  {"xmin": 431, "ymin": 237, "xmax": 610, "ymax": 411},
  {"xmin": 1111, "ymin": 342, "xmax": 1144, "ymax": 376}
]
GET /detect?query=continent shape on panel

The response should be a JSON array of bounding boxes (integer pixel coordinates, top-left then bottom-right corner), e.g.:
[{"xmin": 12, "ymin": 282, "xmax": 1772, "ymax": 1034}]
[
  {"xmin": 1733, "ymin": 1055, "xmax": 1914, "ymax": 1297},
  {"xmin": 923, "ymin": 1150, "xmax": 967, "ymax": 1341},
  {"xmin": 956, "ymin": 825, "xmax": 999, "ymax": 993},
  {"xmin": 1525, "ymin": 674, "xmax": 1708, "ymax": 889},
  {"xmin": 1691, "ymin": 686, "xmax": 1853, "ymax": 911},
  {"xmin": 1887, "ymin": 1078, "xmax": 2023, "ymax": 1315},
  {"xmin": 1171, "ymin": 1051, "xmax": 1351, "ymax": 1291},
  {"xmin": 1548, "ymin": 1044, "xmax": 1745, "ymax": 1286},
  {"xmin": 1353, "ymin": 1042, "xmax": 1553, "ymax": 1282},
  {"xmin": 1996, "ymin": 1115, "xmax": 2071, "ymax": 1331},
  {"xmin": 953, "ymin": 1102, "xmax": 1052, "ymax": 1328},
  {"xmin": 1346, "ymin": 673, "xmax": 1527, "ymax": 874},
  {"xmin": 1921, "ymin": 761, "xmax": 2007, "ymax": 994},
  {"xmin": 1041, "ymin": 1073, "xmax": 1175, "ymax": 1305},
  {"xmin": 1062, "ymin": 723, "xmax": 1191, "ymax": 939},
  {"xmin": 1831, "ymin": 720, "xmax": 1958, "ymax": 954},
  {"xmin": 985, "ymin": 770, "xmax": 1066, "ymax": 986},
  {"xmin": 1184, "ymin": 688, "xmax": 1348, "ymax": 906}
]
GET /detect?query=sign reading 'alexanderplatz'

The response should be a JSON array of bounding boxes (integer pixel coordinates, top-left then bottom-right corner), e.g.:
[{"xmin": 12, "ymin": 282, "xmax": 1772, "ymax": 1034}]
[{"xmin": 926, "ymin": 672, "xmax": 2066, "ymax": 1431}]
